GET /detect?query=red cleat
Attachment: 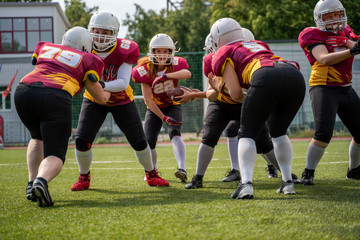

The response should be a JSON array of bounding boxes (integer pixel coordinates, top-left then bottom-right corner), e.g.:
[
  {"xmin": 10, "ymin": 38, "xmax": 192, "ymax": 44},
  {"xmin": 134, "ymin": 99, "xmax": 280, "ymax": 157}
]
[
  {"xmin": 145, "ymin": 169, "xmax": 169, "ymax": 187},
  {"xmin": 71, "ymin": 171, "xmax": 91, "ymax": 191}
]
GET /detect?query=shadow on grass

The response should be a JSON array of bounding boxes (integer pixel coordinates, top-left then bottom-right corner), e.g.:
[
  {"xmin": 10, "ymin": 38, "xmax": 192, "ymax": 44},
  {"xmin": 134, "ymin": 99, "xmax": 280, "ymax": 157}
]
[{"xmin": 51, "ymin": 178, "xmax": 360, "ymax": 209}]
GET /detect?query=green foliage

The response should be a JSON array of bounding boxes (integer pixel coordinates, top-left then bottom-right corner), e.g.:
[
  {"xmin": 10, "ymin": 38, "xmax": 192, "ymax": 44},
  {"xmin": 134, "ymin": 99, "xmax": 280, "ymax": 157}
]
[
  {"xmin": 1, "ymin": 141, "xmax": 360, "ymax": 239},
  {"xmin": 123, "ymin": 4, "xmax": 167, "ymax": 53},
  {"xmin": 64, "ymin": 0, "xmax": 98, "ymax": 28},
  {"xmin": 124, "ymin": 0, "xmax": 360, "ymax": 49},
  {"xmin": 0, "ymin": 0, "xmax": 52, "ymax": 2},
  {"xmin": 123, "ymin": 0, "xmax": 211, "ymax": 52},
  {"xmin": 209, "ymin": 0, "xmax": 360, "ymax": 40}
]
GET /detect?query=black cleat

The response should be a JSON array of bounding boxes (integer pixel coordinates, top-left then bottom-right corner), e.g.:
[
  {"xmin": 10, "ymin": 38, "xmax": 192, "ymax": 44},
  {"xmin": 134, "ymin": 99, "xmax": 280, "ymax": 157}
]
[
  {"xmin": 267, "ymin": 165, "xmax": 278, "ymax": 178},
  {"xmin": 301, "ymin": 168, "xmax": 315, "ymax": 185},
  {"xmin": 222, "ymin": 169, "xmax": 241, "ymax": 182},
  {"xmin": 185, "ymin": 175, "xmax": 203, "ymax": 189},
  {"xmin": 32, "ymin": 178, "xmax": 54, "ymax": 207},
  {"xmin": 174, "ymin": 169, "xmax": 187, "ymax": 183},
  {"xmin": 292, "ymin": 173, "xmax": 301, "ymax": 184},
  {"xmin": 346, "ymin": 165, "xmax": 360, "ymax": 180},
  {"xmin": 26, "ymin": 181, "xmax": 36, "ymax": 202}
]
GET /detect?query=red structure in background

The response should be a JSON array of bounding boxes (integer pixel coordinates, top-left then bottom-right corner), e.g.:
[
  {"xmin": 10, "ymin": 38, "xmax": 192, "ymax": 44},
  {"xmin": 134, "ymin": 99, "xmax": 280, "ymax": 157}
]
[{"xmin": 0, "ymin": 115, "xmax": 3, "ymax": 148}]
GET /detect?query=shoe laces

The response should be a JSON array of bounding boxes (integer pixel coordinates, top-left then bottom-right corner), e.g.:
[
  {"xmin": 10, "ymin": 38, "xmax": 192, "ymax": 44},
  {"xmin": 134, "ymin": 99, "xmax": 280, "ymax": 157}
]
[
  {"xmin": 225, "ymin": 169, "xmax": 235, "ymax": 177},
  {"xmin": 304, "ymin": 169, "xmax": 314, "ymax": 178},
  {"xmin": 266, "ymin": 165, "xmax": 276, "ymax": 174}
]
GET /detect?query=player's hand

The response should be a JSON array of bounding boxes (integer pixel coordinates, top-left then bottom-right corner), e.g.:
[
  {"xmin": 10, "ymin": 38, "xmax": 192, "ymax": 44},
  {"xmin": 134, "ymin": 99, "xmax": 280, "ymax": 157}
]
[
  {"xmin": 162, "ymin": 116, "xmax": 182, "ymax": 126},
  {"xmin": 349, "ymin": 32, "xmax": 360, "ymax": 41},
  {"xmin": 350, "ymin": 39, "xmax": 360, "ymax": 55},
  {"xmin": 325, "ymin": 36, "xmax": 348, "ymax": 48}
]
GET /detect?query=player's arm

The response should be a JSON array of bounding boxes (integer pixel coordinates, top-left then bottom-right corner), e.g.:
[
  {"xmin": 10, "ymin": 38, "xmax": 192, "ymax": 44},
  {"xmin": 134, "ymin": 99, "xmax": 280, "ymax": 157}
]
[
  {"xmin": 311, "ymin": 43, "xmax": 354, "ymax": 65},
  {"xmin": 222, "ymin": 62, "xmax": 243, "ymax": 102},
  {"xmin": 141, "ymin": 83, "xmax": 165, "ymax": 119},
  {"xmin": 84, "ymin": 75, "xmax": 111, "ymax": 104},
  {"xmin": 101, "ymin": 63, "xmax": 132, "ymax": 92},
  {"xmin": 177, "ymin": 88, "xmax": 205, "ymax": 103},
  {"xmin": 164, "ymin": 69, "xmax": 191, "ymax": 79}
]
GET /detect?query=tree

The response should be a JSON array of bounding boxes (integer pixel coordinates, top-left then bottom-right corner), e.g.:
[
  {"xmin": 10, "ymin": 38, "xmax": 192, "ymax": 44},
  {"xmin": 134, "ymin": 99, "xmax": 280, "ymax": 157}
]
[
  {"xmin": 64, "ymin": 0, "xmax": 98, "ymax": 28},
  {"xmin": 208, "ymin": 0, "xmax": 360, "ymax": 40},
  {"xmin": 123, "ymin": 4, "xmax": 167, "ymax": 53},
  {"xmin": 123, "ymin": 0, "xmax": 211, "ymax": 52},
  {"xmin": 0, "ymin": 0, "xmax": 52, "ymax": 2}
]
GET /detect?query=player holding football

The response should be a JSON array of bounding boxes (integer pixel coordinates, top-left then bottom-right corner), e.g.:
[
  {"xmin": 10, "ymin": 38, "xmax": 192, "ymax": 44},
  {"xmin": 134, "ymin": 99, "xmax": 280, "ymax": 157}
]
[
  {"xmin": 132, "ymin": 33, "xmax": 191, "ymax": 183},
  {"xmin": 15, "ymin": 27, "xmax": 111, "ymax": 207},
  {"xmin": 299, "ymin": 0, "xmax": 360, "ymax": 184},
  {"xmin": 210, "ymin": 18, "xmax": 305, "ymax": 199},
  {"xmin": 71, "ymin": 11, "xmax": 169, "ymax": 191}
]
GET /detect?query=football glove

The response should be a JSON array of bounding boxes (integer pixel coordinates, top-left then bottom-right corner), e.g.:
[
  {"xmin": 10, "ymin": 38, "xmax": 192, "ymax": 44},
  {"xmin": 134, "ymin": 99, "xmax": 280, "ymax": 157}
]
[
  {"xmin": 350, "ymin": 39, "xmax": 360, "ymax": 55},
  {"xmin": 325, "ymin": 35, "xmax": 348, "ymax": 48},
  {"xmin": 162, "ymin": 116, "xmax": 182, "ymax": 126},
  {"xmin": 349, "ymin": 32, "xmax": 360, "ymax": 41}
]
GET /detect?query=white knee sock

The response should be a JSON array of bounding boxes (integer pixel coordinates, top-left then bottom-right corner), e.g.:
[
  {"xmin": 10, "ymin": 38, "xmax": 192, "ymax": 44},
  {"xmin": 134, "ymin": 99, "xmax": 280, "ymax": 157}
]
[
  {"xmin": 135, "ymin": 144, "xmax": 154, "ymax": 172},
  {"xmin": 306, "ymin": 141, "xmax": 326, "ymax": 170},
  {"xmin": 349, "ymin": 141, "xmax": 360, "ymax": 169},
  {"xmin": 272, "ymin": 135, "xmax": 292, "ymax": 182},
  {"xmin": 196, "ymin": 143, "xmax": 215, "ymax": 176},
  {"xmin": 75, "ymin": 149, "xmax": 92, "ymax": 174},
  {"xmin": 171, "ymin": 136, "xmax": 186, "ymax": 170},
  {"xmin": 151, "ymin": 148, "xmax": 158, "ymax": 170},
  {"xmin": 261, "ymin": 149, "xmax": 280, "ymax": 170},
  {"xmin": 227, "ymin": 137, "xmax": 239, "ymax": 170},
  {"xmin": 238, "ymin": 138, "xmax": 257, "ymax": 184}
]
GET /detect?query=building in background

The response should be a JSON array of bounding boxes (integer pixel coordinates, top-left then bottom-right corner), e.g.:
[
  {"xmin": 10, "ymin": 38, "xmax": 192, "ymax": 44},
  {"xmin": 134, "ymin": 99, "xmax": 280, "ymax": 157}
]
[{"xmin": 0, "ymin": 2, "xmax": 70, "ymax": 145}]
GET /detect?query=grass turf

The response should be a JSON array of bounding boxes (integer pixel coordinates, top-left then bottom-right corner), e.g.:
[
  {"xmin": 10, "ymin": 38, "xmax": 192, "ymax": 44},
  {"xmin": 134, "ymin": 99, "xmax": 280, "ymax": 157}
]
[{"xmin": 0, "ymin": 140, "xmax": 359, "ymax": 239}]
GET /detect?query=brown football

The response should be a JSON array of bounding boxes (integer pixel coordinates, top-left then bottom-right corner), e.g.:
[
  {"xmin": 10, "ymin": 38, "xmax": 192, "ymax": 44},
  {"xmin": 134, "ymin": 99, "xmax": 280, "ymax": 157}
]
[{"xmin": 166, "ymin": 87, "xmax": 184, "ymax": 101}]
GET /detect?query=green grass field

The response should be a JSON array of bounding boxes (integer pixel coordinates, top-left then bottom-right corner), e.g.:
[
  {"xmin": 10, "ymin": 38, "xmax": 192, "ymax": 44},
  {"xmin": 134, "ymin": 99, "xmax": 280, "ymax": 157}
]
[{"xmin": 1, "ymin": 139, "xmax": 359, "ymax": 239}]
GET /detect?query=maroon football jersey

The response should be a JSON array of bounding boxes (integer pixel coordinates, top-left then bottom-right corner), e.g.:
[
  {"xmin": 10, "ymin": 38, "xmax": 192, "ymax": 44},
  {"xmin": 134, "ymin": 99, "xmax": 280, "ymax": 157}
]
[
  {"xmin": 212, "ymin": 41, "xmax": 285, "ymax": 89},
  {"xmin": 298, "ymin": 26, "xmax": 355, "ymax": 86},
  {"xmin": 20, "ymin": 41, "xmax": 104, "ymax": 96},
  {"xmin": 84, "ymin": 38, "xmax": 140, "ymax": 106},
  {"xmin": 132, "ymin": 57, "xmax": 189, "ymax": 108},
  {"xmin": 203, "ymin": 52, "xmax": 238, "ymax": 104}
]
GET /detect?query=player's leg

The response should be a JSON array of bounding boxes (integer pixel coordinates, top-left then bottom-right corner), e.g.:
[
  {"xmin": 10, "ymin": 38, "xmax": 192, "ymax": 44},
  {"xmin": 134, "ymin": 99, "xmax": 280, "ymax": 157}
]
[
  {"xmin": 186, "ymin": 101, "xmax": 230, "ymax": 188},
  {"xmin": 112, "ymin": 102, "xmax": 168, "ymax": 187},
  {"xmin": 71, "ymin": 99, "xmax": 107, "ymax": 191}
]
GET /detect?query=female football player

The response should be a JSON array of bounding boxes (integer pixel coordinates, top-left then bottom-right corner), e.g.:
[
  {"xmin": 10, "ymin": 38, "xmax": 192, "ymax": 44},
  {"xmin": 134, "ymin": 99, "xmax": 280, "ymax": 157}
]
[
  {"xmin": 15, "ymin": 27, "xmax": 111, "ymax": 207},
  {"xmin": 210, "ymin": 18, "xmax": 306, "ymax": 199},
  {"xmin": 299, "ymin": 0, "xmax": 360, "ymax": 185},
  {"xmin": 184, "ymin": 31, "xmax": 299, "ymax": 189},
  {"xmin": 132, "ymin": 33, "xmax": 191, "ymax": 183},
  {"xmin": 71, "ymin": 11, "xmax": 169, "ymax": 191}
]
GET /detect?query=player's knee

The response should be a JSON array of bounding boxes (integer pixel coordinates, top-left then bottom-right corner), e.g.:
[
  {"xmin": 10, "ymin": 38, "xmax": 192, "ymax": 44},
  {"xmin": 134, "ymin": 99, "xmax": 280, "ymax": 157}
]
[
  {"xmin": 169, "ymin": 129, "xmax": 181, "ymax": 140},
  {"xmin": 201, "ymin": 135, "xmax": 218, "ymax": 148},
  {"xmin": 75, "ymin": 138, "xmax": 92, "ymax": 151}
]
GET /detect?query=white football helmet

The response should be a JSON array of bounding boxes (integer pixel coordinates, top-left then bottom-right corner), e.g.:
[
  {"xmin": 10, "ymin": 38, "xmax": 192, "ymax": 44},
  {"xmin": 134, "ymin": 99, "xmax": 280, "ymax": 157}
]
[
  {"xmin": 61, "ymin": 26, "xmax": 93, "ymax": 52},
  {"xmin": 242, "ymin": 28, "xmax": 255, "ymax": 41},
  {"xmin": 203, "ymin": 33, "xmax": 213, "ymax": 52},
  {"xmin": 210, "ymin": 18, "xmax": 244, "ymax": 52},
  {"xmin": 88, "ymin": 11, "xmax": 120, "ymax": 51},
  {"xmin": 314, "ymin": 0, "xmax": 347, "ymax": 32},
  {"xmin": 148, "ymin": 33, "xmax": 175, "ymax": 65}
]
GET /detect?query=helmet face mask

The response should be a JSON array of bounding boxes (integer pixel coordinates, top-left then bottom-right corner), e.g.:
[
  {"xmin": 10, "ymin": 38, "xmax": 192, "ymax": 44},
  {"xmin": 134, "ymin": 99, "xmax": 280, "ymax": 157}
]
[
  {"xmin": 203, "ymin": 33, "xmax": 213, "ymax": 53},
  {"xmin": 314, "ymin": 0, "xmax": 347, "ymax": 32},
  {"xmin": 61, "ymin": 26, "xmax": 93, "ymax": 53},
  {"xmin": 88, "ymin": 11, "xmax": 120, "ymax": 51},
  {"xmin": 148, "ymin": 34, "xmax": 175, "ymax": 65},
  {"xmin": 210, "ymin": 18, "xmax": 244, "ymax": 52}
]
